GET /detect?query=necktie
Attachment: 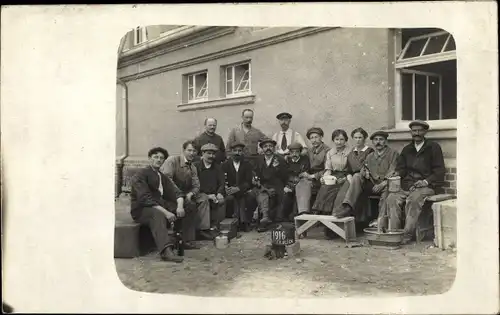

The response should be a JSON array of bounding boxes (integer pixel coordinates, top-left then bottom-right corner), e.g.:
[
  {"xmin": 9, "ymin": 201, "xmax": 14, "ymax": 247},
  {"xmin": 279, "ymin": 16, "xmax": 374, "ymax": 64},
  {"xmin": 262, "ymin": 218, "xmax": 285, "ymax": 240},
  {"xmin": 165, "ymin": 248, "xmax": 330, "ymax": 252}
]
[{"xmin": 281, "ymin": 133, "xmax": 287, "ymax": 151}]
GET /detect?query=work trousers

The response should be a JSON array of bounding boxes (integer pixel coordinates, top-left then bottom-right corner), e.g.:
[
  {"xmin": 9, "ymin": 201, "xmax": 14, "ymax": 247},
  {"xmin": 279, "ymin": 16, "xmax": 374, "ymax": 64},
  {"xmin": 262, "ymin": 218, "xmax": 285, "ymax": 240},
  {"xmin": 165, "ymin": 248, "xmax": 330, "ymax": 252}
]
[
  {"xmin": 185, "ymin": 193, "xmax": 211, "ymax": 240},
  {"xmin": 385, "ymin": 187, "xmax": 435, "ymax": 235},
  {"xmin": 255, "ymin": 185, "xmax": 284, "ymax": 222},
  {"xmin": 209, "ymin": 199, "xmax": 226, "ymax": 229},
  {"xmin": 225, "ymin": 190, "xmax": 256, "ymax": 224},
  {"xmin": 282, "ymin": 178, "xmax": 313, "ymax": 218},
  {"xmin": 132, "ymin": 207, "xmax": 174, "ymax": 251}
]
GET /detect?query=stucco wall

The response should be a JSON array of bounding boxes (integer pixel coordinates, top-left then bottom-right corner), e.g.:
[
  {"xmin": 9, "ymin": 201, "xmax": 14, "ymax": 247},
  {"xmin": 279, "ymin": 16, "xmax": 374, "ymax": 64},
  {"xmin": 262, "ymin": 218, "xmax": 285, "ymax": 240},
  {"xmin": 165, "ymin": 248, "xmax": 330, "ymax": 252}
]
[{"xmin": 118, "ymin": 28, "xmax": 393, "ymax": 157}]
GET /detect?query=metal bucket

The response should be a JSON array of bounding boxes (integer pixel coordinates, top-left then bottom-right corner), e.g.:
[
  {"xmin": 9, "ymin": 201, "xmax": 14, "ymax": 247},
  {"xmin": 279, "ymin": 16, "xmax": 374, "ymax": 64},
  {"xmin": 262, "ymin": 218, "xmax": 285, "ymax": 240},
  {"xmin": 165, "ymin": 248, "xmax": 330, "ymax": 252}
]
[{"xmin": 387, "ymin": 176, "xmax": 401, "ymax": 193}]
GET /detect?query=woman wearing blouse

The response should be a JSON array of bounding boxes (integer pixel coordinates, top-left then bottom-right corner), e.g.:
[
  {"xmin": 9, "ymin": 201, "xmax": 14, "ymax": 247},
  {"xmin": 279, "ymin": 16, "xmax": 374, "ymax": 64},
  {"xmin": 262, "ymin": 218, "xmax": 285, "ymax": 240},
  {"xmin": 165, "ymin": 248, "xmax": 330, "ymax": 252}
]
[
  {"xmin": 332, "ymin": 127, "xmax": 374, "ymax": 219},
  {"xmin": 311, "ymin": 129, "xmax": 350, "ymax": 215}
]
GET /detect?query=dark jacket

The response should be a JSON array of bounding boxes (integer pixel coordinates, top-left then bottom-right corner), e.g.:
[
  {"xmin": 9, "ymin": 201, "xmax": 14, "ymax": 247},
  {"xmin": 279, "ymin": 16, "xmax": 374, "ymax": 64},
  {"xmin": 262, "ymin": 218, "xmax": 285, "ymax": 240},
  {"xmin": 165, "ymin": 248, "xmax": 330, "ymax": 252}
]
[
  {"xmin": 395, "ymin": 139, "xmax": 446, "ymax": 191},
  {"xmin": 285, "ymin": 155, "xmax": 311, "ymax": 188},
  {"xmin": 221, "ymin": 158, "xmax": 254, "ymax": 196},
  {"xmin": 130, "ymin": 166, "xmax": 183, "ymax": 220},
  {"xmin": 254, "ymin": 154, "xmax": 288, "ymax": 189},
  {"xmin": 193, "ymin": 160, "xmax": 225, "ymax": 196},
  {"xmin": 193, "ymin": 132, "xmax": 226, "ymax": 164}
]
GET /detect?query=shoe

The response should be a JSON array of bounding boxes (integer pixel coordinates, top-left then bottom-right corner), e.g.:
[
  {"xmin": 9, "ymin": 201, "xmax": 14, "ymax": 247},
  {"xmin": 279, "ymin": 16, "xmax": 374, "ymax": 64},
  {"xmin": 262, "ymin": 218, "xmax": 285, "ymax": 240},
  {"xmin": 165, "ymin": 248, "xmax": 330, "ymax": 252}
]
[
  {"xmin": 184, "ymin": 242, "xmax": 200, "ymax": 250},
  {"xmin": 197, "ymin": 230, "xmax": 215, "ymax": 241},
  {"xmin": 260, "ymin": 217, "xmax": 272, "ymax": 225},
  {"xmin": 240, "ymin": 223, "xmax": 251, "ymax": 232},
  {"xmin": 333, "ymin": 204, "xmax": 352, "ymax": 218},
  {"xmin": 160, "ymin": 246, "xmax": 184, "ymax": 263},
  {"xmin": 401, "ymin": 233, "xmax": 413, "ymax": 245}
]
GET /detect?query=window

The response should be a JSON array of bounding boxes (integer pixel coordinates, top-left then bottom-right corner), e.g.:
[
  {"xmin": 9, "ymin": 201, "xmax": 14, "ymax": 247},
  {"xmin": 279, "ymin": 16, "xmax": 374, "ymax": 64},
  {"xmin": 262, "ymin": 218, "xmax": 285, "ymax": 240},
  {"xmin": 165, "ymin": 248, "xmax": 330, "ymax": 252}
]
[
  {"xmin": 133, "ymin": 26, "xmax": 148, "ymax": 46},
  {"xmin": 224, "ymin": 62, "xmax": 251, "ymax": 96},
  {"xmin": 186, "ymin": 71, "xmax": 208, "ymax": 102},
  {"xmin": 395, "ymin": 29, "xmax": 457, "ymax": 126}
]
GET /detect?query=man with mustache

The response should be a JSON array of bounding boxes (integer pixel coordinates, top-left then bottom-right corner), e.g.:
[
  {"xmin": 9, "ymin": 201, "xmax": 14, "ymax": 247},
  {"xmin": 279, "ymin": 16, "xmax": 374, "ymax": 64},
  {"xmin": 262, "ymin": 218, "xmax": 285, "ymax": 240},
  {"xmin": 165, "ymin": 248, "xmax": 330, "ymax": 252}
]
[
  {"xmin": 226, "ymin": 109, "xmax": 267, "ymax": 168},
  {"xmin": 193, "ymin": 117, "xmax": 226, "ymax": 164},
  {"xmin": 282, "ymin": 142, "xmax": 312, "ymax": 221},
  {"xmin": 385, "ymin": 120, "xmax": 446, "ymax": 244},
  {"xmin": 222, "ymin": 141, "xmax": 256, "ymax": 232},
  {"xmin": 253, "ymin": 137, "xmax": 288, "ymax": 232},
  {"xmin": 271, "ymin": 112, "xmax": 308, "ymax": 157},
  {"xmin": 161, "ymin": 140, "xmax": 213, "ymax": 243},
  {"xmin": 193, "ymin": 143, "xmax": 226, "ymax": 232},
  {"xmin": 130, "ymin": 147, "xmax": 185, "ymax": 262},
  {"xmin": 332, "ymin": 131, "xmax": 399, "ymax": 220}
]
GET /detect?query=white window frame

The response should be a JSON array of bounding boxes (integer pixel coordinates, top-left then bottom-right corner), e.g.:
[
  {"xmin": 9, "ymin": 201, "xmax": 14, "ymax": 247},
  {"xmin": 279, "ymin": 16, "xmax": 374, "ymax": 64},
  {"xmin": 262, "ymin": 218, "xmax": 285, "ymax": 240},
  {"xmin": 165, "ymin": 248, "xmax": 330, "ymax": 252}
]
[
  {"xmin": 224, "ymin": 62, "xmax": 252, "ymax": 97},
  {"xmin": 186, "ymin": 71, "xmax": 209, "ymax": 103},
  {"xmin": 400, "ymin": 69, "xmax": 443, "ymax": 121},
  {"xmin": 393, "ymin": 30, "xmax": 457, "ymax": 130}
]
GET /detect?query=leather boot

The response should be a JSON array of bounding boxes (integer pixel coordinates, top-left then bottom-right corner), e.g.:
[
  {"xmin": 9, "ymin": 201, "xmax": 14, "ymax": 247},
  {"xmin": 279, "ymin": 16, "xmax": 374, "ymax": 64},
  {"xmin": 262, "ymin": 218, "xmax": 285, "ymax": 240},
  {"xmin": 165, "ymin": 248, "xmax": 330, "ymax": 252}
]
[{"xmin": 160, "ymin": 246, "xmax": 184, "ymax": 263}]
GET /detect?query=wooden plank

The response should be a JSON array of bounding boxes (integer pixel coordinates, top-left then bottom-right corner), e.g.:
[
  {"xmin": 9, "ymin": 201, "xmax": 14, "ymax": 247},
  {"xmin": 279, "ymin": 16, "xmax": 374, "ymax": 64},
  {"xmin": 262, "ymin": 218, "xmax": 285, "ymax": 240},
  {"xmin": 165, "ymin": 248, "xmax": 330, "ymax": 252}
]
[
  {"xmin": 321, "ymin": 220, "xmax": 346, "ymax": 239},
  {"xmin": 295, "ymin": 214, "xmax": 354, "ymax": 223},
  {"xmin": 426, "ymin": 194, "xmax": 456, "ymax": 203},
  {"xmin": 295, "ymin": 219, "xmax": 318, "ymax": 235}
]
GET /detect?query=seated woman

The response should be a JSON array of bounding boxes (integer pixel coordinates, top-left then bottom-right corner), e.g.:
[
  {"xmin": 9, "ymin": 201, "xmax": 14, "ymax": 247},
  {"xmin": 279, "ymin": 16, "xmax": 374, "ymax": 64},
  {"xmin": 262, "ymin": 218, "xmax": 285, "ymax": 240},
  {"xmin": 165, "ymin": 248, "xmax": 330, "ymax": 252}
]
[
  {"xmin": 311, "ymin": 129, "xmax": 350, "ymax": 215},
  {"xmin": 332, "ymin": 127, "xmax": 374, "ymax": 220}
]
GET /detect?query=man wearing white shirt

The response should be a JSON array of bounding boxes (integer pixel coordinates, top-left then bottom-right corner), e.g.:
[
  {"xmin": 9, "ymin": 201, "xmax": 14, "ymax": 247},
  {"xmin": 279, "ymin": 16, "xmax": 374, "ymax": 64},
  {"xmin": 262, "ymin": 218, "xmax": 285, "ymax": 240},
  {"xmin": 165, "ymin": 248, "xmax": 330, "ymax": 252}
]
[{"xmin": 271, "ymin": 112, "xmax": 308, "ymax": 156}]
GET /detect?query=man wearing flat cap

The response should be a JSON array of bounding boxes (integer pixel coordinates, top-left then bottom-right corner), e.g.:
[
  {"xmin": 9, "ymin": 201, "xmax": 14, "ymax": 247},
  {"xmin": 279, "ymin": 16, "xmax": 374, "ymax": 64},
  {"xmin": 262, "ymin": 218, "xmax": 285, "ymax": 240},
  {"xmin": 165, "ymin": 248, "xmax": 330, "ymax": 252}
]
[
  {"xmin": 303, "ymin": 127, "xmax": 331, "ymax": 201},
  {"xmin": 271, "ymin": 112, "xmax": 308, "ymax": 157},
  {"xmin": 253, "ymin": 137, "xmax": 288, "ymax": 231},
  {"xmin": 282, "ymin": 142, "xmax": 313, "ymax": 220},
  {"xmin": 333, "ymin": 130, "xmax": 400, "ymax": 225},
  {"xmin": 193, "ymin": 143, "xmax": 226, "ymax": 234},
  {"xmin": 221, "ymin": 141, "xmax": 256, "ymax": 232},
  {"xmin": 385, "ymin": 120, "xmax": 446, "ymax": 244}
]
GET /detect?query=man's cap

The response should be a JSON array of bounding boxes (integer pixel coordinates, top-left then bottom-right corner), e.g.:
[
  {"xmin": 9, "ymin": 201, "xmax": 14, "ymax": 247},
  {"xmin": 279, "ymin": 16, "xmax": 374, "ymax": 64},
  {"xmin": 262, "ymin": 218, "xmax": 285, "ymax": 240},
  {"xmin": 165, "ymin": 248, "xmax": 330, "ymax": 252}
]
[
  {"xmin": 288, "ymin": 142, "xmax": 303, "ymax": 151},
  {"xmin": 259, "ymin": 137, "xmax": 277, "ymax": 148},
  {"xmin": 370, "ymin": 130, "xmax": 390, "ymax": 140},
  {"xmin": 200, "ymin": 143, "xmax": 219, "ymax": 152},
  {"xmin": 276, "ymin": 112, "xmax": 292, "ymax": 120},
  {"xmin": 306, "ymin": 127, "xmax": 324, "ymax": 138},
  {"xmin": 230, "ymin": 141, "xmax": 246, "ymax": 149},
  {"xmin": 409, "ymin": 120, "xmax": 430, "ymax": 130}
]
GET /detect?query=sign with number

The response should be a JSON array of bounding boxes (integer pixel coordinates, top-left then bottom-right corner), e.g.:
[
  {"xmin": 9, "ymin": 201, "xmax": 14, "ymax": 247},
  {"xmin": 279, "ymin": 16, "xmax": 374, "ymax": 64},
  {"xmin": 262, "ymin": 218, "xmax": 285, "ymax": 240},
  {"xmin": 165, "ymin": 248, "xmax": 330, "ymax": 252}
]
[{"xmin": 271, "ymin": 225, "xmax": 295, "ymax": 246}]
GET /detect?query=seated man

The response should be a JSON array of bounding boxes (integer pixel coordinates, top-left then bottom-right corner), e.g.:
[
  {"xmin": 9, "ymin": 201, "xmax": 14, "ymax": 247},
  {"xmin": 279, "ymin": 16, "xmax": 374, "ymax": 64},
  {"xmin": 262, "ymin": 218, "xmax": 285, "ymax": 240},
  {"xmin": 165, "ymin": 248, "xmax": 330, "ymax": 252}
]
[
  {"xmin": 130, "ymin": 147, "xmax": 185, "ymax": 263},
  {"xmin": 253, "ymin": 137, "xmax": 288, "ymax": 232},
  {"xmin": 222, "ymin": 141, "xmax": 256, "ymax": 232},
  {"xmin": 161, "ymin": 140, "xmax": 213, "ymax": 243},
  {"xmin": 385, "ymin": 120, "xmax": 446, "ymax": 244},
  {"xmin": 282, "ymin": 142, "xmax": 312, "ymax": 220},
  {"xmin": 333, "ymin": 131, "xmax": 399, "ymax": 221},
  {"xmin": 194, "ymin": 143, "xmax": 226, "ymax": 231}
]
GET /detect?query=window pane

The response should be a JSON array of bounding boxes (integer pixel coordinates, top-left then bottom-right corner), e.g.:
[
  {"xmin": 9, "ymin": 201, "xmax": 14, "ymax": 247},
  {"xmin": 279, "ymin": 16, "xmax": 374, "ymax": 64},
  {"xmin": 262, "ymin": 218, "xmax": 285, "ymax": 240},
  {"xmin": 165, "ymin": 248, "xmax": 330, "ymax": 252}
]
[
  {"xmin": 414, "ymin": 74, "xmax": 427, "ymax": 120},
  {"xmin": 226, "ymin": 81, "xmax": 233, "ymax": 95},
  {"xmin": 428, "ymin": 76, "xmax": 441, "ymax": 120},
  {"xmin": 235, "ymin": 64, "xmax": 250, "ymax": 92},
  {"xmin": 188, "ymin": 88, "xmax": 193, "ymax": 100},
  {"xmin": 444, "ymin": 35, "xmax": 456, "ymax": 51},
  {"xmin": 423, "ymin": 34, "xmax": 449, "ymax": 55},
  {"xmin": 188, "ymin": 75, "xmax": 193, "ymax": 88},
  {"xmin": 194, "ymin": 73, "xmax": 207, "ymax": 99},
  {"xmin": 402, "ymin": 73, "xmax": 413, "ymax": 120},
  {"xmin": 403, "ymin": 38, "xmax": 428, "ymax": 58},
  {"xmin": 442, "ymin": 65, "xmax": 457, "ymax": 119},
  {"xmin": 226, "ymin": 66, "xmax": 232, "ymax": 81}
]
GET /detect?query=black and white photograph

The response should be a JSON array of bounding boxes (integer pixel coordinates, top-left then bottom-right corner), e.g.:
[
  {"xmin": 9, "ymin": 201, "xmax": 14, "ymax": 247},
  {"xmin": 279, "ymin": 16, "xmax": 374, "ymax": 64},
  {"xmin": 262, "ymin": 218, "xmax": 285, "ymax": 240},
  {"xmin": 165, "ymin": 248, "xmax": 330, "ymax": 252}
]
[
  {"xmin": 1, "ymin": 3, "xmax": 498, "ymax": 313},
  {"xmin": 114, "ymin": 25, "xmax": 460, "ymax": 297}
]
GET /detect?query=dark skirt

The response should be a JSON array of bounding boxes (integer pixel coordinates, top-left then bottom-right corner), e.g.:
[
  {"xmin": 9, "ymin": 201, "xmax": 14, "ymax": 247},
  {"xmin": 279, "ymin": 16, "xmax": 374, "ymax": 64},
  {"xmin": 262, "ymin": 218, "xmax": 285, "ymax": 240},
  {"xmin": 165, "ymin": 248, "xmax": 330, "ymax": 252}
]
[{"xmin": 312, "ymin": 183, "xmax": 342, "ymax": 214}]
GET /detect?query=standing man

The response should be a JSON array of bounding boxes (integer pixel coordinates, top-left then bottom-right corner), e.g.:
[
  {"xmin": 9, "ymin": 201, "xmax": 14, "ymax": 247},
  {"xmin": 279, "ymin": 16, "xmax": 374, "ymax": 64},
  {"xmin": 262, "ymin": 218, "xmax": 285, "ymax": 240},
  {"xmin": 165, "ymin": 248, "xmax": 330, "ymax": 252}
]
[
  {"xmin": 282, "ymin": 142, "xmax": 312, "ymax": 221},
  {"xmin": 194, "ymin": 143, "xmax": 226, "ymax": 231},
  {"xmin": 226, "ymin": 109, "xmax": 267, "ymax": 167},
  {"xmin": 222, "ymin": 141, "xmax": 256, "ymax": 232},
  {"xmin": 161, "ymin": 140, "xmax": 213, "ymax": 242},
  {"xmin": 253, "ymin": 137, "xmax": 288, "ymax": 232},
  {"xmin": 271, "ymin": 112, "xmax": 308, "ymax": 157},
  {"xmin": 193, "ymin": 117, "xmax": 226, "ymax": 164},
  {"xmin": 385, "ymin": 121, "xmax": 446, "ymax": 244},
  {"xmin": 333, "ymin": 131, "xmax": 399, "ymax": 220},
  {"xmin": 130, "ymin": 147, "xmax": 185, "ymax": 262}
]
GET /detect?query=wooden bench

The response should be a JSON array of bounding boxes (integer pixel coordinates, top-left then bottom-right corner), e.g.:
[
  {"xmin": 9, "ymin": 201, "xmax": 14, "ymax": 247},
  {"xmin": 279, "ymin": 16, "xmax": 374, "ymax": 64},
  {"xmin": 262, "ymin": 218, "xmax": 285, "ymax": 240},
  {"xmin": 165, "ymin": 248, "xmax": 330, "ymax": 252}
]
[{"xmin": 294, "ymin": 214, "xmax": 356, "ymax": 242}]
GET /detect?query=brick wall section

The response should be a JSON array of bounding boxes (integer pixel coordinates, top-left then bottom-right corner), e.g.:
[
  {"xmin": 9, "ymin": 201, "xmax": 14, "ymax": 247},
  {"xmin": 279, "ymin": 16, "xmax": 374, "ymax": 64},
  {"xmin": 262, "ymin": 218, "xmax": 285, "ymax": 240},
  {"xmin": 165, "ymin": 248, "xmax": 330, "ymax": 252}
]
[{"xmin": 116, "ymin": 159, "xmax": 458, "ymax": 196}]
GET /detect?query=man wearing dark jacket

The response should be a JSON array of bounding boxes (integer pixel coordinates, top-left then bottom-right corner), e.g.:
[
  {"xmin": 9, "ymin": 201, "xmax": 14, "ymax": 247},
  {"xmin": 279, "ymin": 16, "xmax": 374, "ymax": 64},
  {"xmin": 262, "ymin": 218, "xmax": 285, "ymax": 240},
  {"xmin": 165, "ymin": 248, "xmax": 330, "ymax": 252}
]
[
  {"xmin": 130, "ymin": 147, "xmax": 185, "ymax": 263},
  {"xmin": 253, "ymin": 137, "xmax": 288, "ymax": 232},
  {"xmin": 222, "ymin": 141, "xmax": 256, "ymax": 232},
  {"xmin": 385, "ymin": 120, "xmax": 446, "ymax": 244}
]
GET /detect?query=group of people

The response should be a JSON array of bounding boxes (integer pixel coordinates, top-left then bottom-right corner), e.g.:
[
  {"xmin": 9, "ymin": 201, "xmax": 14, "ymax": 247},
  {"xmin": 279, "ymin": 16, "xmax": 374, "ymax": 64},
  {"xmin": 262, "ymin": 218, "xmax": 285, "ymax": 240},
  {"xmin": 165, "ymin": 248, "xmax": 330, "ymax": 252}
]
[{"xmin": 129, "ymin": 108, "xmax": 446, "ymax": 262}]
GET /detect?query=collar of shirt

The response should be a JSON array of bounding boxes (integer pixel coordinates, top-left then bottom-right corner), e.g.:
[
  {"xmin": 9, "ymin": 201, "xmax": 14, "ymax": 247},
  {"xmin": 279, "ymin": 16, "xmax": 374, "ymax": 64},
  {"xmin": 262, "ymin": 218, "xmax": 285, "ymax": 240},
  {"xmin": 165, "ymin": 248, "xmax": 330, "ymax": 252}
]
[
  {"xmin": 375, "ymin": 146, "xmax": 389, "ymax": 159},
  {"xmin": 312, "ymin": 143, "xmax": 325, "ymax": 154},
  {"xmin": 265, "ymin": 155, "xmax": 274, "ymax": 165},
  {"xmin": 290, "ymin": 157, "xmax": 300, "ymax": 163},
  {"xmin": 202, "ymin": 160, "xmax": 213, "ymax": 169},
  {"xmin": 334, "ymin": 146, "xmax": 349, "ymax": 155},
  {"xmin": 414, "ymin": 141, "xmax": 425, "ymax": 152},
  {"xmin": 353, "ymin": 145, "xmax": 369, "ymax": 152},
  {"xmin": 181, "ymin": 156, "xmax": 192, "ymax": 168},
  {"xmin": 233, "ymin": 160, "xmax": 240, "ymax": 166}
]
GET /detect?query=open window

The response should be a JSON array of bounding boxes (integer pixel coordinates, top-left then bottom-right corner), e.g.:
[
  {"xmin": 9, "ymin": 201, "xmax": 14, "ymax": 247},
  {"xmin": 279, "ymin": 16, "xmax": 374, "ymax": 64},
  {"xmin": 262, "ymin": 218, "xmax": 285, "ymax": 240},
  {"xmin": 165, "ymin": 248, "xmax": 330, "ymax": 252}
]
[
  {"xmin": 224, "ymin": 62, "xmax": 251, "ymax": 97},
  {"xmin": 185, "ymin": 71, "xmax": 208, "ymax": 103},
  {"xmin": 395, "ymin": 29, "xmax": 457, "ymax": 128}
]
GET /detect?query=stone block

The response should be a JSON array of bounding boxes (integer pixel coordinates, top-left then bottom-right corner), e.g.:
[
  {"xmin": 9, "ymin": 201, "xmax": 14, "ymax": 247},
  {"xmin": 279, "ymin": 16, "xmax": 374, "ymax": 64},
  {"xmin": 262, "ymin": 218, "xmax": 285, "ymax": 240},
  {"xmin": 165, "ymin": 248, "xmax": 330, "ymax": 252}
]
[
  {"xmin": 286, "ymin": 241, "xmax": 301, "ymax": 257},
  {"xmin": 432, "ymin": 199, "xmax": 457, "ymax": 249}
]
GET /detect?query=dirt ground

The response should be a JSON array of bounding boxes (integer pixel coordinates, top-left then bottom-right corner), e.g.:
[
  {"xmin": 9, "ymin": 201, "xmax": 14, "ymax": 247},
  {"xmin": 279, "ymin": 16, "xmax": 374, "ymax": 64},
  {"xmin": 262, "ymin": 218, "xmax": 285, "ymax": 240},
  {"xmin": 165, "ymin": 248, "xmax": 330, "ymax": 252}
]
[{"xmin": 115, "ymin": 226, "xmax": 456, "ymax": 298}]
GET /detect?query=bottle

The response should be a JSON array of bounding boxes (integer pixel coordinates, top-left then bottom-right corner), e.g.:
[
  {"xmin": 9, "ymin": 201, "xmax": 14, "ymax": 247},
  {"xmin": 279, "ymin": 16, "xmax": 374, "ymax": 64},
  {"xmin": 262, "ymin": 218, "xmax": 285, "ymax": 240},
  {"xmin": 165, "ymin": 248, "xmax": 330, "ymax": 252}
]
[{"xmin": 175, "ymin": 219, "xmax": 184, "ymax": 256}]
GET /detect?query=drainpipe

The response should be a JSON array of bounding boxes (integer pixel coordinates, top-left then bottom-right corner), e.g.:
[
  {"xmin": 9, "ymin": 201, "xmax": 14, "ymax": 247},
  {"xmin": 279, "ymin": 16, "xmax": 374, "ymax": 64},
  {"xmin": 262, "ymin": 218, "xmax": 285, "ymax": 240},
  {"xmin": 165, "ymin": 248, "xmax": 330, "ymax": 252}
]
[{"xmin": 115, "ymin": 34, "xmax": 129, "ymax": 198}]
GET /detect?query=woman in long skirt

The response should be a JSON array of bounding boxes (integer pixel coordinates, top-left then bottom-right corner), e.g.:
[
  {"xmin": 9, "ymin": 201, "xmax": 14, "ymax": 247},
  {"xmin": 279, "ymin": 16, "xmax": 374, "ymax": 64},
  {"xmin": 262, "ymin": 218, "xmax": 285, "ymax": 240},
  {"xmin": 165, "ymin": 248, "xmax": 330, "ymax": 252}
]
[
  {"xmin": 311, "ymin": 129, "xmax": 350, "ymax": 214},
  {"xmin": 332, "ymin": 127, "xmax": 374, "ymax": 220}
]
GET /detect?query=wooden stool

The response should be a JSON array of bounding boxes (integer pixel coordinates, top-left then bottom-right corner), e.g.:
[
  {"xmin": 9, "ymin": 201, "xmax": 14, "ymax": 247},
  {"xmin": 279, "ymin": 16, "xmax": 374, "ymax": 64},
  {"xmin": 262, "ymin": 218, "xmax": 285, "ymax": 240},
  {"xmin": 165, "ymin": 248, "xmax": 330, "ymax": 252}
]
[{"xmin": 294, "ymin": 214, "xmax": 356, "ymax": 242}]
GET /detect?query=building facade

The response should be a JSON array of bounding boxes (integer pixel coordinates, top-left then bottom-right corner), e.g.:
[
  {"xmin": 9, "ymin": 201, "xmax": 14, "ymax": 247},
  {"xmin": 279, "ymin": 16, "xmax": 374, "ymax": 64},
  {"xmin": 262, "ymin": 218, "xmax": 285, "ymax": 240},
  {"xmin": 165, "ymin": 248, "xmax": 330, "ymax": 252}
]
[{"xmin": 115, "ymin": 26, "xmax": 457, "ymax": 196}]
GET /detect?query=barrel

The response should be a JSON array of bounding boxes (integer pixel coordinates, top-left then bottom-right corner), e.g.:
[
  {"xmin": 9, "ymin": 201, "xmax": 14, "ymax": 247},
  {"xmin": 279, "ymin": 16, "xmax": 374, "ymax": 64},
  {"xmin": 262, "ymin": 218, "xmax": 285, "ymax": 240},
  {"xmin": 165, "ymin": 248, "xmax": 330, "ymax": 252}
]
[{"xmin": 271, "ymin": 222, "xmax": 296, "ymax": 246}]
